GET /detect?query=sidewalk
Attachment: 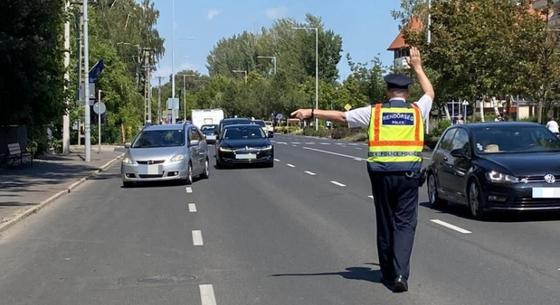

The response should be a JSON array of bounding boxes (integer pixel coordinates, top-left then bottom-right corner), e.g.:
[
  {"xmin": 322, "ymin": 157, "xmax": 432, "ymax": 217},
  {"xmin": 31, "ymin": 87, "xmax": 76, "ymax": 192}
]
[{"xmin": 0, "ymin": 145, "xmax": 124, "ymax": 232}]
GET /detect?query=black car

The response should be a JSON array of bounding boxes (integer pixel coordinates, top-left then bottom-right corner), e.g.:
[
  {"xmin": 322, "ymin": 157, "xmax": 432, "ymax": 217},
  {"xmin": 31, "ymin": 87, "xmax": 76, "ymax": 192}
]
[
  {"xmin": 216, "ymin": 118, "xmax": 252, "ymax": 142},
  {"xmin": 215, "ymin": 124, "xmax": 274, "ymax": 168},
  {"xmin": 427, "ymin": 122, "xmax": 560, "ymax": 219}
]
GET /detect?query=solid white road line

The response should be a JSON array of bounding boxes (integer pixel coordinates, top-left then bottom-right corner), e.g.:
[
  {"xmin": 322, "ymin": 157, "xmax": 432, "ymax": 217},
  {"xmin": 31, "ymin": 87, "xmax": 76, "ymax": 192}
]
[
  {"xmin": 274, "ymin": 158, "xmax": 280, "ymax": 162},
  {"xmin": 186, "ymin": 187, "xmax": 193, "ymax": 193},
  {"xmin": 291, "ymin": 142, "xmax": 301, "ymax": 144},
  {"xmin": 305, "ymin": 142, "xmax": 316, "ymax": 145},
  {"xmin": 304, "ymin": 171, "xmax": 317, "ymax": 176},
  {"xmin": 292, "ymin": 145, "xmax": 298, "ymax": 147},
  {"xmin": 188, "ymin": 203, "xmax": 197, "ymax": 213},
  {"xmin": 199, "ymin": 284, "xmax": 217, "ymax": 305},
  {"xmin": 330, "ymin": 180, "xmax": 346, "ymax": 187},
  {"xmin": 303, "ymin": 146, "xmax": 366, "ymax": 161},
  {"xmin": 430, "ymin": 219, "xmax": 472, "ymax": 234},
  {"xmin": 192, "ymin": 230, "xmax": 204, "ymax": 246},
  {"xmin": 320, "ymin": 142, "xmax": 331, "ymax": 145},
  {"xmin": 286, "ymin": 163, "xmax": 296, "ymax": 168}
]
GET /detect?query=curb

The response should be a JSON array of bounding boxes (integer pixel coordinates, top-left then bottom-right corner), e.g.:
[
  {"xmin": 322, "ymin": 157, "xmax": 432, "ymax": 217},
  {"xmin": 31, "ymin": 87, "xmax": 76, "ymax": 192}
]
[{"xmin": 0, "ymin": 153, "xmax": 124, "ymax": 234}]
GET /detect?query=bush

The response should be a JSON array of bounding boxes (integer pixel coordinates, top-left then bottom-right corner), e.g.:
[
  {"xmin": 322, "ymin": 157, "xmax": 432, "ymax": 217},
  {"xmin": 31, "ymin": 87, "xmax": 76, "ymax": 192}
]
[{"xmin": 302, "ymin": 128, "xmax": 331, "ymax": 137}]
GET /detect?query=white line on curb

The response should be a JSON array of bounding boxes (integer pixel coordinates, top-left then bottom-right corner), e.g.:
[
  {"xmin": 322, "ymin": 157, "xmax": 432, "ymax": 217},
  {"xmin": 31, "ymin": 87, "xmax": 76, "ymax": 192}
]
[
  {"xmin": 430, "ymin": 219, "xmax": 472, "ymax": 234},
  {"xmin": 186, "ymin": 187, "xmax": 193, "ymax": 193},
  {"xmin": 188, "ymin": 203, "xmax": 197, "ymax": 213},
  {"xmin": 303, "ymin": 146, "xmax": 366, "ymax": 161},
  {"xmin": 304, "ymin": 171, "xmax": 317, "ymax": 176},
  {"xmin": 330, "ymin": 181, "xmax": 346, "ymax": 187},
  {"xmin": 199, "ymin": 284, "xmax": 217, "ymax": 305},
  {"xmin": 192, "ymin": 230, "xmax": 204, "ymax": 246},
  {"xmin": 286, "ymin": 163, "xmax": 296, "ymax": 168}
]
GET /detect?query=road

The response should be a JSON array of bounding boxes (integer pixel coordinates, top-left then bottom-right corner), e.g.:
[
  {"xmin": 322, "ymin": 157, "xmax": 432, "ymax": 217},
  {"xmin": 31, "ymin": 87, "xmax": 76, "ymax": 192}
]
[{"xmin": 0, "ymin": 134, "xmax": 559, "ymax": 305}]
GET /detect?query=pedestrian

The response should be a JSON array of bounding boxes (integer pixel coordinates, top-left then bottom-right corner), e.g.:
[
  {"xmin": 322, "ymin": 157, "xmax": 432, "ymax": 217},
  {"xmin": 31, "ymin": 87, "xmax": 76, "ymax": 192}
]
[
  {"xmin": 546, "ymin": 116, "xmax": 559, "ymax": 136},
  {"xmin": 291, "ymin": 47, "xmax": 434, "ymax": 293}
]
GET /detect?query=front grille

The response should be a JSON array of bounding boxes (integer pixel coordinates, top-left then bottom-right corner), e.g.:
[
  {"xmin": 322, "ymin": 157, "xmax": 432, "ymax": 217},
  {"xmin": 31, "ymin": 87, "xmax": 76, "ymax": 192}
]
[
  {"xmin": 137, "ymin": 160, "xmax": 165, "ymax": 165},
  {"xmin": 138, "ymin": 174, "xmax": 164, "ymax": 178},
  {"xmin": 521, "ymin": 175, "xmax": 560, "ymax": 183},
  {"xmin": 512, "ymin": 197, "xmax": 560, "ymax": 208}
]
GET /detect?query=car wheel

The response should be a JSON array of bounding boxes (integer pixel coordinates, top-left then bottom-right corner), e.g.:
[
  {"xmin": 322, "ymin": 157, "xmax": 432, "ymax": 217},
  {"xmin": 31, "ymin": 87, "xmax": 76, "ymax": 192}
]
[
  {"xmin": 427, "ymin": 173, "xmax": 446, "ymax": 209},
  {"xmin": 201, "ymin": 159, "xmax": 210, "ymax": 179},
  {"xmin": 186, "ymin": 162, "xmax": 193, "ymax": 185},
  {"xmin": 123, "ymin": 181, "xmax": 134, "ymax": 188},
  {"xmin": 468, "ymin": 181, "xmax": 486, "ymax": 219}
]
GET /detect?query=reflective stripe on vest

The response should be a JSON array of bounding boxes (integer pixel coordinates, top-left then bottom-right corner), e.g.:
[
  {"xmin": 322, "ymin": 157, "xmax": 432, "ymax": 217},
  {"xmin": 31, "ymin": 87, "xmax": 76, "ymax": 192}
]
[{"xmin": 367, "ymin": 102, "xmax": 424, "ymax": 172}]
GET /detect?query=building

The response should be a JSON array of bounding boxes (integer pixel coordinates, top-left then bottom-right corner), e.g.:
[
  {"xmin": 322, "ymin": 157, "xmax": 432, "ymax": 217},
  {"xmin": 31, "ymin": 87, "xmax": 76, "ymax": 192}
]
[
  {"xmin": 533, "ymin": 0, "xmax": 560, "ymax": 28},
  {"xmin": 387, "ymin": 17, "xmax": 423, "ymax": 70}
]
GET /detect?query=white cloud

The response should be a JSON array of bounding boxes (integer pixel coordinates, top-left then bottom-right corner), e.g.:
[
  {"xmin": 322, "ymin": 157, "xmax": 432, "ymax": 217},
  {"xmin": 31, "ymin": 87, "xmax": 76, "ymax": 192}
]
[
  {"xmin": 207, "ymin": 9, "xmax": 221, "ymax": 21},
  {"xmin": 265, "ymin": 6, "xmax": 288, "ymax": 20}
]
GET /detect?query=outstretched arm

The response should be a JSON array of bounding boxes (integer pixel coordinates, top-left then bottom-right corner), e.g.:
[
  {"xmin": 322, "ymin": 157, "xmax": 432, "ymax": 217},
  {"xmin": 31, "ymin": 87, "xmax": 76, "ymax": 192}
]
[{"xmin": 290, "ymin": 109, "xmax": 347, "ymax": 124}]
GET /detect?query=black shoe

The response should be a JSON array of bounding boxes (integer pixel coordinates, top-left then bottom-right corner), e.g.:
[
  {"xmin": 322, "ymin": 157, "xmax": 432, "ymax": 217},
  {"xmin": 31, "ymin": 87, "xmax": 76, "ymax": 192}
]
[
  {"xmin": 393, "ymin": 275, "xmax": 408, "ymax": 293},
  {"xmin": 380, "ymin": 276, "xmax": 393, "ymax": 289}
]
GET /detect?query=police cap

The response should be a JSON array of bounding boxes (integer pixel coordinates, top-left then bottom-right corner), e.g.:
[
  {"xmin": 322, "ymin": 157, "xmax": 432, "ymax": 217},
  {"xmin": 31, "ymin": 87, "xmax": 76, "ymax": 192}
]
[{"xmin": 384, "ymin": 73, "xmax": 412, "ymax": 90}]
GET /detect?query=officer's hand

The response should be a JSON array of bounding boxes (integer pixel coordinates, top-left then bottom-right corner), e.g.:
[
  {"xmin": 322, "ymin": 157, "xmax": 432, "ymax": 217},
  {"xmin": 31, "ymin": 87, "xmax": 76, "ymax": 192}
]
[
  {"xmin": 407, "ymin": 47, "xmax": 422, "ymax": 70},
  {"xmin": 290, "ymin": 109, "xmax": 312, "ymax": 120}
]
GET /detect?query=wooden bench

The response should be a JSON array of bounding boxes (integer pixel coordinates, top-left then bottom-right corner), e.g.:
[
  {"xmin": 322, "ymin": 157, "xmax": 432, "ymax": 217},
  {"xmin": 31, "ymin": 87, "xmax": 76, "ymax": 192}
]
[{"xmin": 7, "ymin": 143, "xmax": 32, "ymax": 167}]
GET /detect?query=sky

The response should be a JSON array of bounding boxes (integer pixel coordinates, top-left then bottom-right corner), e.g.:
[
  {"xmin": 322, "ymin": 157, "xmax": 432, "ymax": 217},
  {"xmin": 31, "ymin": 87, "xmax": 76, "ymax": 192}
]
[{"xmin": 150, "ymin": 0, "xmax": 403, "ymax": 84}]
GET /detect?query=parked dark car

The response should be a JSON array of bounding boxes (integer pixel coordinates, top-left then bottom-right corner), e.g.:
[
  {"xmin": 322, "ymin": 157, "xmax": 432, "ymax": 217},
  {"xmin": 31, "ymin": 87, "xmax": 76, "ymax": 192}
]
[
  {"xmin": 427, "ymin": 122, "xmax": 560, "ymax": 219},
  {"xmin": 215, "ymin": 124, "xmax": 274, "ymax": 168}
]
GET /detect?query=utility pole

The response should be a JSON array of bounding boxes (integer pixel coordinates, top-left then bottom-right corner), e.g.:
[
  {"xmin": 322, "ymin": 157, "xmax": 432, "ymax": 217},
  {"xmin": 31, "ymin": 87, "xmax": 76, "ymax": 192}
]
[
  {"xmin": 83, "ymin": 0, "xmax": 91, "ymax": 162},
  {"xmin": 62, "ymin": 0, "xmax": 71, "ymax": 154},
  {"xmin": 183, "ymin": 74, "xmax": 187, "ymax": 120},
  {"xmin": 171, "ymin": 0, "xmax": 176, "ymax": 124},
  {"xmin": 157, "ymin": 76, "xmax": 163, "ymax": 124}
]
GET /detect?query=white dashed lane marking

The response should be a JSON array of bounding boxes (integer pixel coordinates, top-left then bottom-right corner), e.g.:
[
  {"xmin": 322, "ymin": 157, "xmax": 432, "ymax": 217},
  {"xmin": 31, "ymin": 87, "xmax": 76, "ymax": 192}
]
[
  {"xmin": 304, "ymin": 171, "xmax": 317, "ymax": 176},
  {"xmin": 330, "ymin": 181, "xmax": 346, "ymax": 187},
  {"xmin": 186, "ymin": 187, "xmax": 193, "ymax": 193},
  {"xmin": 274, "ymin": 158, "xmax": 280, "ymax": 162},
  {"xmin": 188, "ymin": 203, "xmax": 197, "ymax": 213},
  {"xmin": 368, "ymin": 195, "xmax": 374, "ymax": 199},
  {"xmin": 199, "ymin": 284, "xmax": 217, "ymax": 305},
  {"xmin": 192, "ymin": 230, "xmax": 204, "ymax": 246},
  {"xmin": 286, "ymin": 163, "xmax": 296, "ymax": 168},
  {"xmin": 430, "ymin": 219, "xmax": 472, "ymax": 234},
  {"xmin": 320, "ymin": 142, "xmax": 331, "ymax": 145}
]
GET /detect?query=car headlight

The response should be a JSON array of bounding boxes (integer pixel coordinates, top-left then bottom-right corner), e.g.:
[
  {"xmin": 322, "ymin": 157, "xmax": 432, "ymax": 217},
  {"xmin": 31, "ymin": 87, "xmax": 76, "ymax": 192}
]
[
  {"xmin": 261, "ymin": 145, "xmax": 273, "ymax": 150},
  {"xmin": 122, "ymin": 156, "xmax": 135, "ymax": 164},
  {"xmin": 219, "ymin": 147, "xmax": 234, "ymax": 152},
  {"xmin": 170, "ymin": 154, "xmax": 185, "ymax": 162},
  {"xmin": 485, "ymin": 170, "xmax": 519, "ymax": 184}
]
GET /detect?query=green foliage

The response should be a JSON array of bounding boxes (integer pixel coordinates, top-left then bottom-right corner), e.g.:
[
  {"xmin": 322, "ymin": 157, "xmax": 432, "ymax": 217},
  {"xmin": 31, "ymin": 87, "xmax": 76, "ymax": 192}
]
[{"xmin": 302, "ymin": 127, "xmax": 331, "ymax": 138}]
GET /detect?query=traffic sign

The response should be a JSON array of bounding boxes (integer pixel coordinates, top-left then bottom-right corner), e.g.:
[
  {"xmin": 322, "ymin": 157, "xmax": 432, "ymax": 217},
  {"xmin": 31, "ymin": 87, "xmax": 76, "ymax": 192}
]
[
  {"xmin": 93, "ymin": 102, "xmax": 106, "ymax": 114},
  {"xmin": 344, "ymin": 104, "xmax": 352, "ymax": 111},
  {"xmin": 167, "ymin": 98, "xmax": 180, "ymax": 110}
]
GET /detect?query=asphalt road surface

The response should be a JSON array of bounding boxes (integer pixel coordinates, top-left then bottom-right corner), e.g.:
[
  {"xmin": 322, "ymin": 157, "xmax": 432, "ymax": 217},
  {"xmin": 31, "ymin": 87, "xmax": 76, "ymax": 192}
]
[{"xmin": 1, "ymin": 134, "xmax": 559, "ymax": 305}]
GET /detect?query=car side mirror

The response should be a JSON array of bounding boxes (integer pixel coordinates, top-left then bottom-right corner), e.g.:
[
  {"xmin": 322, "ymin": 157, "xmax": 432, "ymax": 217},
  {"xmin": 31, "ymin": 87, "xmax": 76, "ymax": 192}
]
[
  {"xmin": 124, "ymin": 142, "xmax": 131, "ymax": 148},
  {"xmin": 189, "ymin": 139, "xmax": 200, "ymax": 147},
  {"xmin": 450, "ymin": 148, "xmax": 468, "ymax": 159}
]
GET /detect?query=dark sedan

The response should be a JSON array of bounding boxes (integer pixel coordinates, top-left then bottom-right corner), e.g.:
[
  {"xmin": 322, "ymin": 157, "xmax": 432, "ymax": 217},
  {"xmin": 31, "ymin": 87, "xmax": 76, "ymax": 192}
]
[
  {"xmin": 215, "ymin": 124, "xmax": 274, "ymax": 168},
  {"xmin": 427, "ymin": 122, "xmax": 560, "ymax": 219}
]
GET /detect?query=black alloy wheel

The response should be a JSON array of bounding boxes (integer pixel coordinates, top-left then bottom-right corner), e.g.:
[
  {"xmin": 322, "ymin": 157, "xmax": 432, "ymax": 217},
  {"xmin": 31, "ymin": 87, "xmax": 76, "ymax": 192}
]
[
  {"xmin": 468, "ymin": 181, "xmax": 486, "ymax": 220},
  {"xmin": 201, "ymin": 159, "xmax": 210, "ymax": 179},
  {"xmin": 427, "ymin": 173, "xmax": 447, "ymax": 209}
]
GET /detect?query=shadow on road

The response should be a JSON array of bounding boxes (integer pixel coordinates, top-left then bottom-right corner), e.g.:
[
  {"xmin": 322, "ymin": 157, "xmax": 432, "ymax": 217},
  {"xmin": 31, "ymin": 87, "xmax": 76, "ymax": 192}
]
[
  {"xmin": 419, "ymin": 201, "xmax": 560, "ymax": 223},
  {"xmin": 270, "ymin": 266, "xmax": 384, "ymax": 286}
]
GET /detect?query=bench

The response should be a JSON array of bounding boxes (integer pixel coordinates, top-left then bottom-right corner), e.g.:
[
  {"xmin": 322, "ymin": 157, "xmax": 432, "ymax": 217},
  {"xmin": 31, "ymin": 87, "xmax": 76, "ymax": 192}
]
[{"xmin": 7, "ymin": 143, "xmax": 32, "ymax": 167}]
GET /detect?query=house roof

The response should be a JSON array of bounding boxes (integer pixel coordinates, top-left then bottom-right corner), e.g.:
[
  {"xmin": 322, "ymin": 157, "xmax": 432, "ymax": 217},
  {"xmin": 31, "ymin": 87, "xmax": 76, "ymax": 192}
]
[{"xmin": 387, "ymin": 16, "xmax": 423, "ymax": 51}]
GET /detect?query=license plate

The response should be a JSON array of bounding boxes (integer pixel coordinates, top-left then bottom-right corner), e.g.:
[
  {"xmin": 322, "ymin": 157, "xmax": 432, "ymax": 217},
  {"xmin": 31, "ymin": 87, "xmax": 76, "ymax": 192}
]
[
  {"xmin": 139, "ymin": 164, "xmax": 162, "ymax": 175},
  {"xmin": 235, "ymin": 153, "xmax": 256, "ymax": 160},
  {"xmin": 532, "ymin": 187, "xmax": 560, "ymax": 198}
]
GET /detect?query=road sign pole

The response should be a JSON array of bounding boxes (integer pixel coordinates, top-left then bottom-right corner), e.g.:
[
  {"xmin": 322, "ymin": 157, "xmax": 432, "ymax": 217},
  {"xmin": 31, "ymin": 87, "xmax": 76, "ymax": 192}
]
[
  {"xmin": 83, "ymin": 0, "xmax": 90, "ymax": 162},
  {"xmin": 98, "ymin": 89, "xmax": 101, "ymax": 153}
]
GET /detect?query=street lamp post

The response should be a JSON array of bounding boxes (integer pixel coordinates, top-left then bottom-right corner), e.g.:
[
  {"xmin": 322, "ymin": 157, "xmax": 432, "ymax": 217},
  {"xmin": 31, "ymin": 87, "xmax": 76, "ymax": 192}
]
[
  {"xmin": 171, "ymin": 0, "xmax": 176, "ymax": 123},
  {"xmin": 83, "ymin": 0, "xmax": 91, "ymax": 162},
  {"xmin": 232, "ymin": 70, "xmax": 248, "ymax": 84},
  {"xmin": 256, "ymin": 56, "xmax": 277, "ymax": 75},
  {"xmin": 293, "ymin": 26, "xmax": 319, "ymax": 131}
]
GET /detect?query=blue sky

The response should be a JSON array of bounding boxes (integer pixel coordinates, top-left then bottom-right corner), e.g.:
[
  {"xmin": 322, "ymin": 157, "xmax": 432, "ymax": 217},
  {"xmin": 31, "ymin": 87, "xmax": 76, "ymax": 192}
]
[{"xmin": 151, "ymin": 0, "xmax": 402, "ymax": 83}]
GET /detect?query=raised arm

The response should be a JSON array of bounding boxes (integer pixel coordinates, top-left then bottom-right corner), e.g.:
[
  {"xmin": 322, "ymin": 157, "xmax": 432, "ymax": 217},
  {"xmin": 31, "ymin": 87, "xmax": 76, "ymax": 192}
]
[
  {"xmin": 290, "ymin": 109, "xmax": 347, "ymax": 124},
  {"xmin": 408, "ymin": 47, "xmax": 434, "ymax": 100}
]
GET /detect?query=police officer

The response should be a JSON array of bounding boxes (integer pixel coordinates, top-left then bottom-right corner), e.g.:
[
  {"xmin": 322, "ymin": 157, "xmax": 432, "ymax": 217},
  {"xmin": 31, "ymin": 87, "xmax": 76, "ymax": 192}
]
[{"xmin": 291, "ymin": 47, "xmax": 434, "ymax": 293}]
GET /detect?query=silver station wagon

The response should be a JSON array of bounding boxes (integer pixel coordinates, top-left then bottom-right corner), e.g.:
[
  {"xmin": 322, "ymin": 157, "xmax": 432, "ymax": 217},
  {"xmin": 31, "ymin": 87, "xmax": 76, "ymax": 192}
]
[{"xmin": 121, "ymin": 123, "xmax": 209, "ymax": 187}]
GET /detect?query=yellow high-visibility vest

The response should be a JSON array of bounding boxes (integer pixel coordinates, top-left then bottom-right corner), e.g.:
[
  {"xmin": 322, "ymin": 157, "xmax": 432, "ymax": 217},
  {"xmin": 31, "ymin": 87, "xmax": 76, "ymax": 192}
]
[{"xmin": 367, "ymin": 102, "xmax": 424, "ymax": 172}]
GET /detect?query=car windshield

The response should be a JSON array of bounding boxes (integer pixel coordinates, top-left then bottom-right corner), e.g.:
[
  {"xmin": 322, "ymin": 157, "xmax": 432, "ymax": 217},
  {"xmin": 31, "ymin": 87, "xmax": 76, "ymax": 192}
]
[
  {"xmin": 201, "ymin": 125, "xmax": 216, "ymax": 135},
  {"xmin": 253, "ymin": 120, "xmax": 265, "ymax": 127},
  {"xmin": 472, "ymin": 125, "xmax": 560, "ymax": 154},
  {"xmin": 223, "ymin": 119, "xmax": 251, "ymax": 127},
  {"xmin": 132, "ymin": 129, "xmax": 185, "ymax": 148},
  {"xmin": 223, "ymin": 126, "xmax": 266, "ymax": 140}
]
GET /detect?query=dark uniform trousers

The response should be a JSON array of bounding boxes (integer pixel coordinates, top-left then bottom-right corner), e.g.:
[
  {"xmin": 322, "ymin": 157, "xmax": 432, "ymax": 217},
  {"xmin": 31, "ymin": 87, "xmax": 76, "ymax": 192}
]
[{"xmin": 368, "ymin": 171, "xmax": 419, "ymax": 280}]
